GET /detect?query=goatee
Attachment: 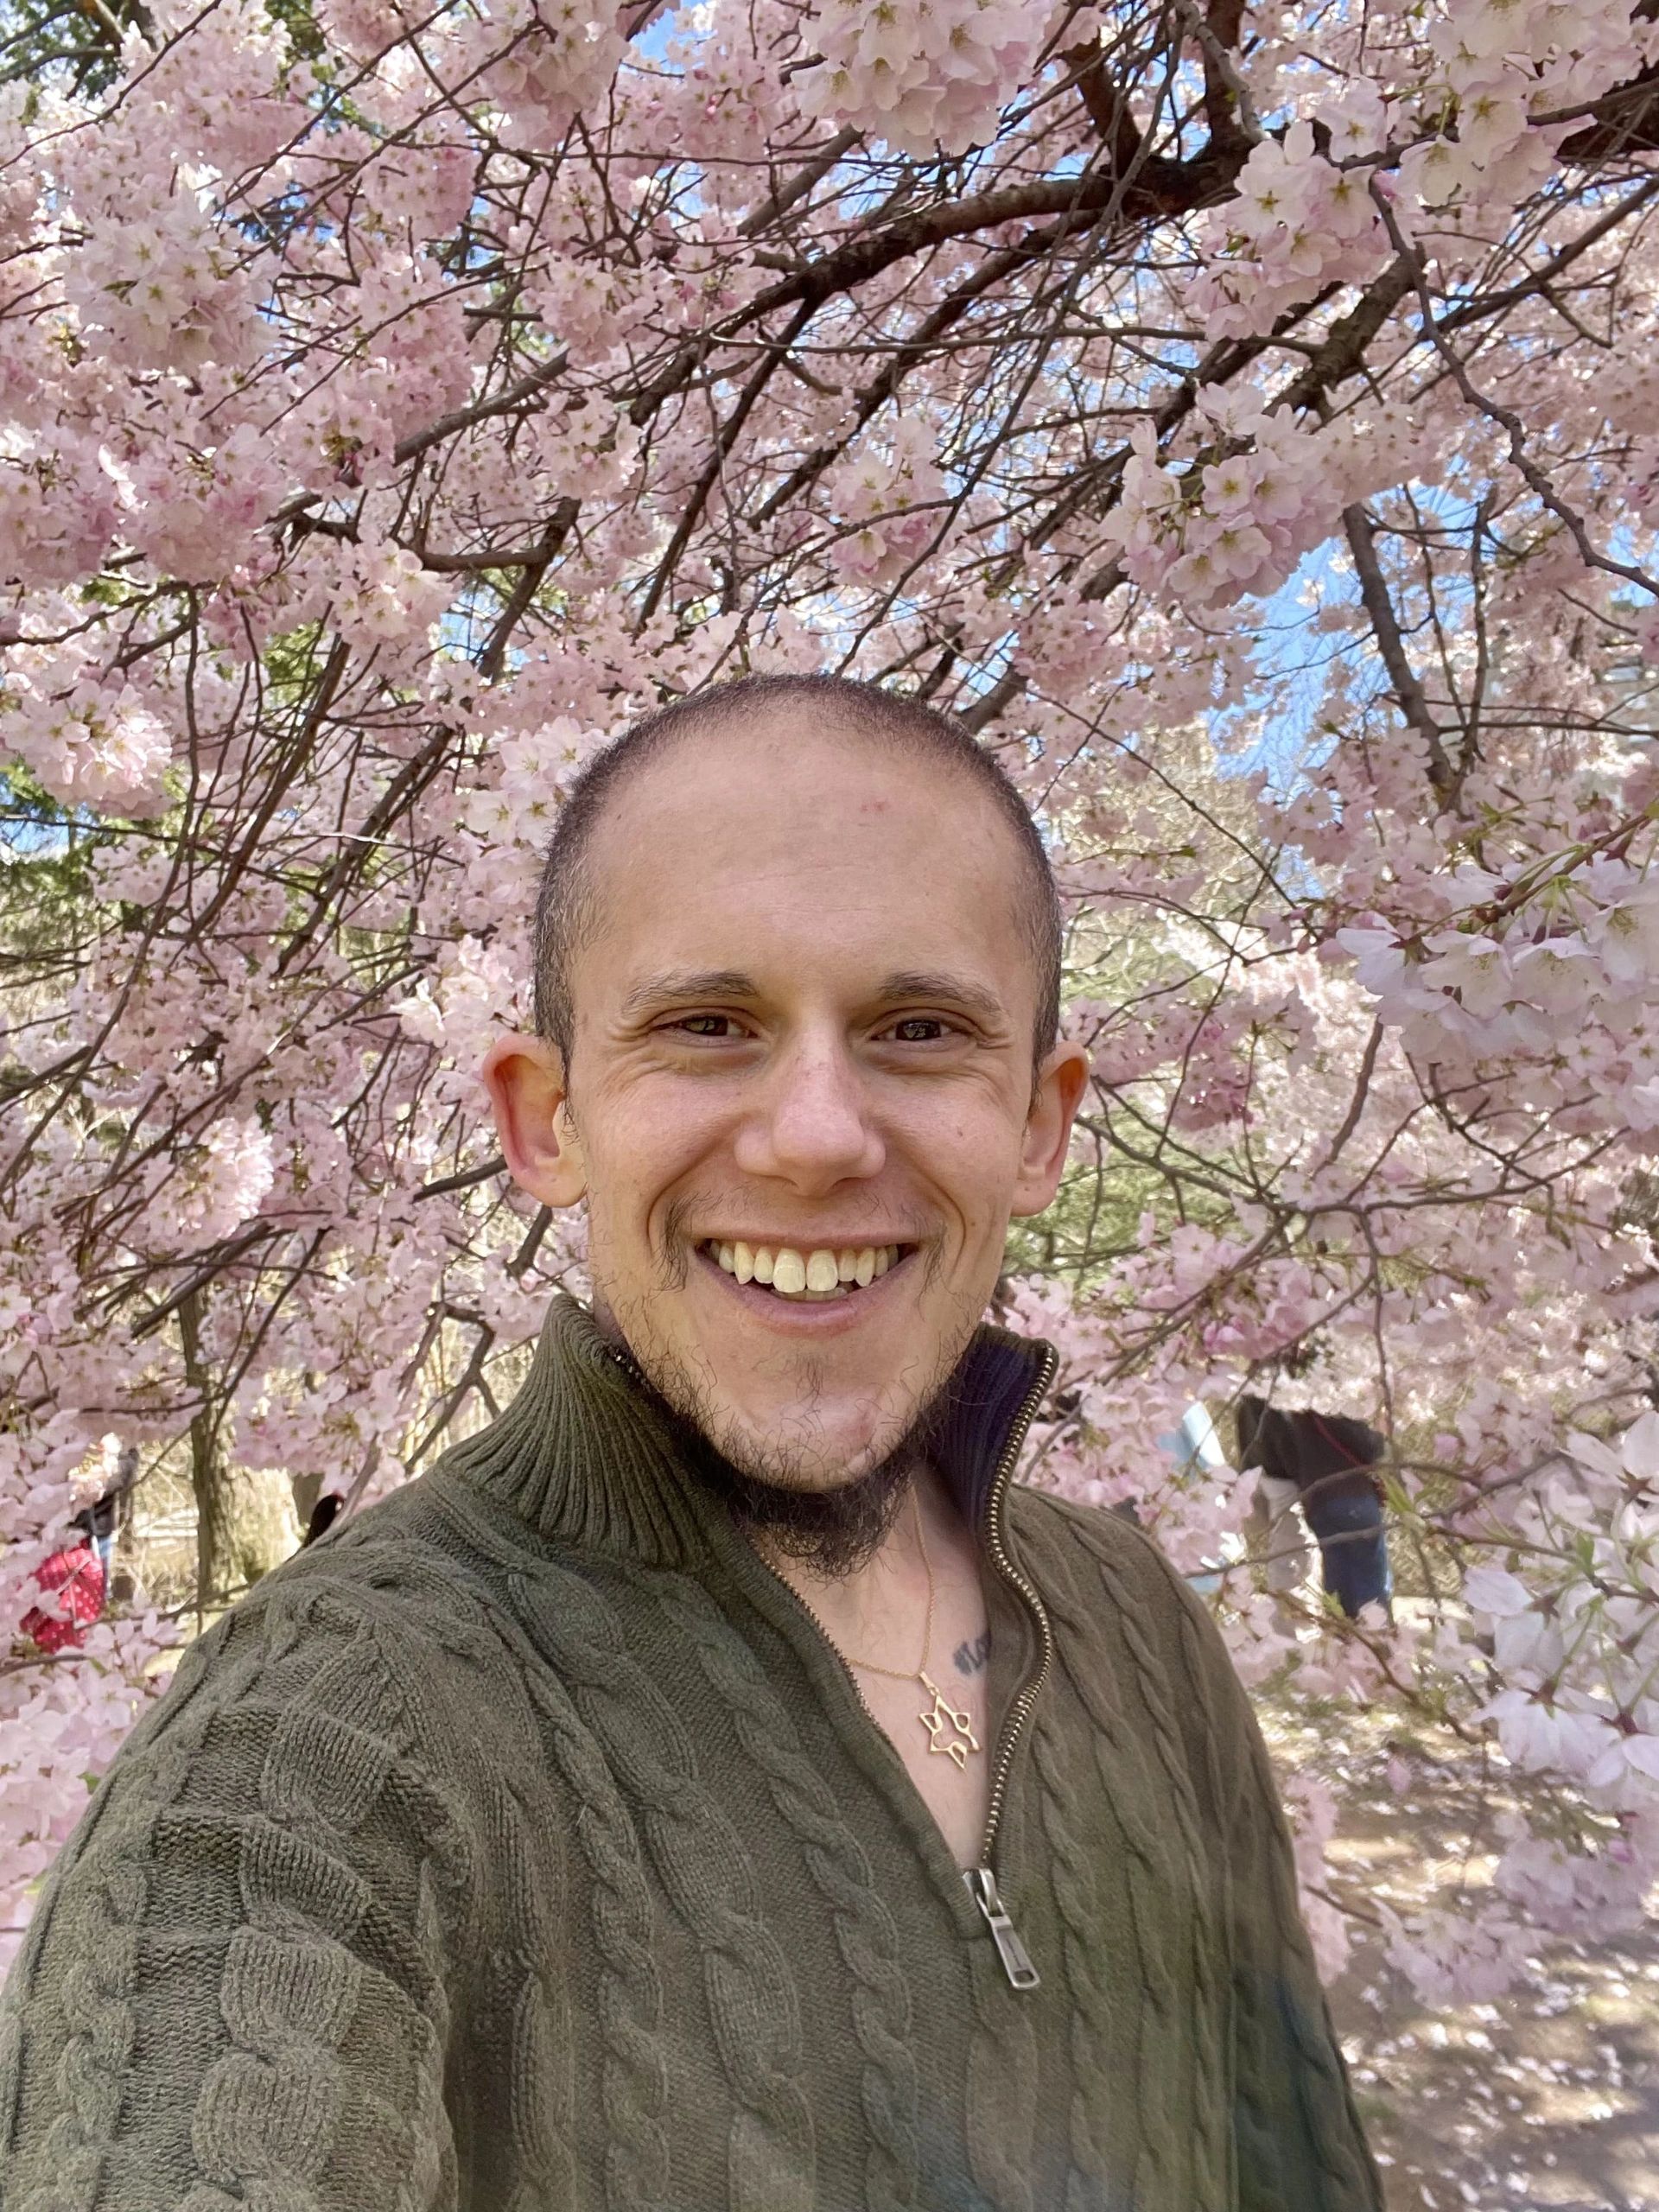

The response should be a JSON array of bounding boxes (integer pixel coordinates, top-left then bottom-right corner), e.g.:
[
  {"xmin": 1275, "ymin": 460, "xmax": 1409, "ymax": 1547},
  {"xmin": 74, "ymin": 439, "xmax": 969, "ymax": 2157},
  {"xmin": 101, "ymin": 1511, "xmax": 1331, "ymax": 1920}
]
[
  {"xmin": 679, "ymin": 1427, "xmax": 921, "ymax": 1579},
  {"xmin": 601, "ymin": 1322, "xmax": 939, "ymax": 1576},
  {"xmin": 592, "ymin": 1265, "xmax": 974, "ymax": 1579}
]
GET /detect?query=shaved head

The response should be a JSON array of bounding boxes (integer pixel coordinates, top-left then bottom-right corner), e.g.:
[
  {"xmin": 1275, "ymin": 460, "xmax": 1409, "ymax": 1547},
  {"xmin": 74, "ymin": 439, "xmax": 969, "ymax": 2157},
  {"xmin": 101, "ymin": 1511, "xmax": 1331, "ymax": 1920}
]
[{"xmin": 532, "ymin": 674, "xmax": 1063, "ymax": 1074}]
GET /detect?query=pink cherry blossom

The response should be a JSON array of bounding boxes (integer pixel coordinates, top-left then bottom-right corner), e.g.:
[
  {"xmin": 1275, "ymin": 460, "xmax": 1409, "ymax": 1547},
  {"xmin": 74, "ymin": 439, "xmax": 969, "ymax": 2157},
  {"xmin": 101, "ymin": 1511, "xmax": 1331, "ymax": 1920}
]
[{"xmin": 0, "ymin": 0, "xmax": 1657, "ymax": 2012}]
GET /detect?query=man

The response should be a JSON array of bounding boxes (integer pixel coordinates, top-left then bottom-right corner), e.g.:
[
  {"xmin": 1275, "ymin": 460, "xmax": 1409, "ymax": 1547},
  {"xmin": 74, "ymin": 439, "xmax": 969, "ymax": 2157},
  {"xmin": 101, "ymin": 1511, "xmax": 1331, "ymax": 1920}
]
[
  {"xmin": 1236, "ymin": 1394, "xmax": 1394, "ymax": 1621},
  {"xmin": 0, "ymin": 676, "xmax": 1380, "ymax": 2209}
]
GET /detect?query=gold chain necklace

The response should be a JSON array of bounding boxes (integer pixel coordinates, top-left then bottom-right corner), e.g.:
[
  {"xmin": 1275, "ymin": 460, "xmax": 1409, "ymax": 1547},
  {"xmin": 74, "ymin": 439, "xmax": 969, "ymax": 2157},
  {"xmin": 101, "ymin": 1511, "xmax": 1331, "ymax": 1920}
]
[{"xmin": 843, "ymin": 1488, "xmax": 982, "ymax": 1771}]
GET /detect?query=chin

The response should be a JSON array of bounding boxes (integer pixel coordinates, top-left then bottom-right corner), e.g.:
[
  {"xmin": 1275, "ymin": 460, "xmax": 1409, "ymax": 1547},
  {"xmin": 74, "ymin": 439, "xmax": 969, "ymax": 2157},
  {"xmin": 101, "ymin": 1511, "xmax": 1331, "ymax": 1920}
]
[{"xmin": 714, "ymin": 1395, "xmax": 905, "ymax": 1491}]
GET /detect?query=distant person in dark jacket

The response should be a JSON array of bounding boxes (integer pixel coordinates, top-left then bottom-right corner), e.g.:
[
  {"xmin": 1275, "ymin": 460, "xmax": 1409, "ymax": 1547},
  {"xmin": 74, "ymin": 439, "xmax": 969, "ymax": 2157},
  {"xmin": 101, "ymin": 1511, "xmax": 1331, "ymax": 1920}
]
[
  {"xmin": 72, "ymin": 1438, "xmax": 140, "ymax": 1592},
  {"xmin": 300, "ymin": 1490, "xmax": 343, "ymax": 1547},
  {"xmin": 1236, "ymin": 1394, "xmax": 1392, "ymax": 1618}
]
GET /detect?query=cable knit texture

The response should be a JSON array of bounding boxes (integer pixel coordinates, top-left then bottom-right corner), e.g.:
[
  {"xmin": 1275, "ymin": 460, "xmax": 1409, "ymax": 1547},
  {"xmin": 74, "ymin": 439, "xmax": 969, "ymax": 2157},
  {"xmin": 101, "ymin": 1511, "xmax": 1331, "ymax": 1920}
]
[{"xmin": 1, "ymin": 1296, "xmax": 1382, "ymax": 2211}]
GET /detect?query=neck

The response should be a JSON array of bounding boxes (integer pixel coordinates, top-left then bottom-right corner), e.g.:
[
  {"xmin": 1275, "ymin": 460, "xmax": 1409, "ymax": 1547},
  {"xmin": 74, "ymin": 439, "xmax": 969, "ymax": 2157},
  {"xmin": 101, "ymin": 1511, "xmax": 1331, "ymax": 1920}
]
[
  {"xmin": 441, "ymin": 1294, "xmax": 1056, "ymax": 1575},
  {"xmin": 702, "ymin": 1451, "xmax": 919, "ymax": 1581},
  {"xmin": 677, "ymin": 1413, "xmax": 930, "ymax": 1581},
  {"xmin": 758, "ymin": 1459, "xmax": 968, "ymax": 1669},
  {"xmin": 591, "ymin": 1313, "xmax": 932, "ymax": 1578}
]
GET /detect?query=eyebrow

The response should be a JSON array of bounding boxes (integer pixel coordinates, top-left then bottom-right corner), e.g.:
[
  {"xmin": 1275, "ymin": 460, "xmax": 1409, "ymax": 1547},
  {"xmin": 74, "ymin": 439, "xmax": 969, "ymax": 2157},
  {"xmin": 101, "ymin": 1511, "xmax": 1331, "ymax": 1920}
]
[
  {"xmin": 876, "ymin": 970, "xmax": 1010, "ymax": 1027},
  {"xmin": 617, "ymin": 966, "xmax": 1010, "ymax": 1028},
  {"xmin": 618, "ymin": 969, "xmax": 761, "ymax": 1022}
]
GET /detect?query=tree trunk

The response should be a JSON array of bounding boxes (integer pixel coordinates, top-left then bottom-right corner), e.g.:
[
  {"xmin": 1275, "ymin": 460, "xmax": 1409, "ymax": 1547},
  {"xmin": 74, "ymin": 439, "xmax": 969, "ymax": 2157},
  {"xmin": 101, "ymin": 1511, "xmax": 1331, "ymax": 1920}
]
[
  {"xmin": 111, "ymin": 1476, "xmax": 137, "ymax": 1605},
  {"xmin": 178, "ymin": 1288, "xmax": 232, "ymax": 1626},
  {"xmin": 290, "ymin": 1468, "xmax": 323, "ymax": 1530}
]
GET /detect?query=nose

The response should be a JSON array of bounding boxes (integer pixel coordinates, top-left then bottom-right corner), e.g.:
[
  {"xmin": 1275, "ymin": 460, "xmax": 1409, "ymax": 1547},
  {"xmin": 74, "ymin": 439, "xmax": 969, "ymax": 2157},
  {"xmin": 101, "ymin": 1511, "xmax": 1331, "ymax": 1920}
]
[{"xmin": 732, "ymin": 1030, "xmax": 886, "ymax": 1192}]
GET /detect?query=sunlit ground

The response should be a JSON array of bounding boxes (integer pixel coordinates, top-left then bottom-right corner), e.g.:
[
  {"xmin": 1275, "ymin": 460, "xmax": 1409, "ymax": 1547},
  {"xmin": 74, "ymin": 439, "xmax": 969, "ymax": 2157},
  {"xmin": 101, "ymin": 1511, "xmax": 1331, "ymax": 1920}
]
[{"xmin": 1264, "ymin": 1689, "xmax": 1659, "ymax": 2211}]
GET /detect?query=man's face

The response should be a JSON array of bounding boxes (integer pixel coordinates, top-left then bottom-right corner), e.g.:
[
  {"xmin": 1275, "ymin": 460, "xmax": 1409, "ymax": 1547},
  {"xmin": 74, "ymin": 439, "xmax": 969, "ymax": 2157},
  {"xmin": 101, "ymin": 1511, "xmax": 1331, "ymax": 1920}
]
[{"xmin": 488, "ymin": 715, "xmax": 1086, "ymax": 1491}]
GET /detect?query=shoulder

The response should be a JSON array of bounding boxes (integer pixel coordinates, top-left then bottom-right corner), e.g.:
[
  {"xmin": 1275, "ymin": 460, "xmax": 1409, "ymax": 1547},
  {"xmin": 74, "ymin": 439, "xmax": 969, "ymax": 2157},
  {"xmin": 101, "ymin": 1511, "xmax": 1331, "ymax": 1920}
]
[
  {"xmin": 24, "ymin": 1481, "xmax": 582, "ymax": 1952},
  {"xmin": 99, "ymin": 1473, "xmax": 557, "ymax": 1830},
  {"xmin": 1007, "ymin": 1480, "xmax": 1211, "ymax": 1633},
  {"xmin": 1007, "ymin": 1481, "xmax": 1257, "ymax": 1770},
  {"xmin": 241, "ymin": 1461, "xmax": 555, "ymax": 1646}
]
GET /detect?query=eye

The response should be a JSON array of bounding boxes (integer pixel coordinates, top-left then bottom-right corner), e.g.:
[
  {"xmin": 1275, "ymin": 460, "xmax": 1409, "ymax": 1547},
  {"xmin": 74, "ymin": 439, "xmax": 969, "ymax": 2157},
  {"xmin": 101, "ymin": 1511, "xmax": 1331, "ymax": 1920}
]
[
  {"xmin": 664, "ymin": 1013, "xmax": 746, "ymax": 1039},
  {"xmin": 886, "ymin": 1016, "xmax": 953, "ymax": 1043}
]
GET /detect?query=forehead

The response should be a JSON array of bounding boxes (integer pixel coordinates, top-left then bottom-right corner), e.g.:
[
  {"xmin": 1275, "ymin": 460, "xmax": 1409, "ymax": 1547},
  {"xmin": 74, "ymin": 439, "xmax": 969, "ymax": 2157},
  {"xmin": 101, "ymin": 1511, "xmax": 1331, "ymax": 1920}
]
[{"xmin": 575, "ymin": 715, "xmax": 1035, "ymax": 1011}]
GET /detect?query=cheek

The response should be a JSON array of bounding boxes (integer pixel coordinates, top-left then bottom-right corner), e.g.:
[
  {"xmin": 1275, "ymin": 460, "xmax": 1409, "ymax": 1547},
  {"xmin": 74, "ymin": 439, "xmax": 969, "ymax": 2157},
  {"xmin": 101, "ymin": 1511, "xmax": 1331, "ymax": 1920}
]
[
  {"xmin": 894, "ymin": 1102, "xmax": 1026, "ymax": 1224},
  {"xmin": 585, "ymin": 1084, "xmax": 732, "ymax": 1224}
]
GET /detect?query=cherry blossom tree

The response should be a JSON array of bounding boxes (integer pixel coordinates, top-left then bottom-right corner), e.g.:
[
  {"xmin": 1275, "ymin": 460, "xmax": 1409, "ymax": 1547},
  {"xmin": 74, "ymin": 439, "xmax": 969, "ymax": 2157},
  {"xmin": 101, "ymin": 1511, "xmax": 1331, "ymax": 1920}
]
[{"xmin": 3, "ymin": 0, "xmax": 1659, "ymax": 1988}]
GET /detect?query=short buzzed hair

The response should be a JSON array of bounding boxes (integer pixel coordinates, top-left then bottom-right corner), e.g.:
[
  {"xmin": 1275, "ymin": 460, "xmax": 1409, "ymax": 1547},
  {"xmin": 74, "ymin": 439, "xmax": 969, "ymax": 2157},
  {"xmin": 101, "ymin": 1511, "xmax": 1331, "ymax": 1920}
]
[{"xmin": 532, "ymin": 673, "xmax": 1063, "ymax": 1071}]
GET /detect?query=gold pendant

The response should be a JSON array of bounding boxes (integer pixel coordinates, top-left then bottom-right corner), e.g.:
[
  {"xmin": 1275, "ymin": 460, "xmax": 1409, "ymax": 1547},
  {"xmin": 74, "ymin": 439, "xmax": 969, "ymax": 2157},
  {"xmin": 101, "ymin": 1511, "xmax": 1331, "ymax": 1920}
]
[{"xmin": 918, "ymin": 1671, "xmax": 981, "ymax": 1770}]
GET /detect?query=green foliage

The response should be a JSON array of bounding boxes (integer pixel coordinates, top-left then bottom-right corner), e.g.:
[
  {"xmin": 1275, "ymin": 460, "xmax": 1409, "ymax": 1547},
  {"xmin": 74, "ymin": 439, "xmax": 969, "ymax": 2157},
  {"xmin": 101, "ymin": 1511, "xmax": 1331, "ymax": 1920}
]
[
  {"xmin": 0, "ymin": 0, "xmax": 150, "ymax": 96},
  {"xmin": 0, "ymin": 768, "xmax": 111, "ymax": 962}
]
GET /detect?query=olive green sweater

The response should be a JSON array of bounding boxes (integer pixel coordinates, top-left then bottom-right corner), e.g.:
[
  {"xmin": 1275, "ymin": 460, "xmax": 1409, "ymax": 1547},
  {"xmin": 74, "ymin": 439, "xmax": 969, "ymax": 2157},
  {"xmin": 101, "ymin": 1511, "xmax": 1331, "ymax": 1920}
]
[{"xmin": 0, "ymin": 1297, "xmax": 1381, "ymax": 2212}]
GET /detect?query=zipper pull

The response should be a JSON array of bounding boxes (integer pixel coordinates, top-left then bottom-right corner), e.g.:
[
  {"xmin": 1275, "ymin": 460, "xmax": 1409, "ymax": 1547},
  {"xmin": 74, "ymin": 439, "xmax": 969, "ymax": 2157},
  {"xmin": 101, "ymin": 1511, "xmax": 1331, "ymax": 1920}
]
[{"xmin": 965, "ymin": 1866, "xmax": 1040, "ymax": 1991}]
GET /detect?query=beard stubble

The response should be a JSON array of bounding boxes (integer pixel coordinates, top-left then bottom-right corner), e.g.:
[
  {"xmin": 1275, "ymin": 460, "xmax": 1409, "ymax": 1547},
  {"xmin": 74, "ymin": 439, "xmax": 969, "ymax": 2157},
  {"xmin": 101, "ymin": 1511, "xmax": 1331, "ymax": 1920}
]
[{"xmin": 595, "ymin": 1227, "xmax": 976, "ymax": 1578}]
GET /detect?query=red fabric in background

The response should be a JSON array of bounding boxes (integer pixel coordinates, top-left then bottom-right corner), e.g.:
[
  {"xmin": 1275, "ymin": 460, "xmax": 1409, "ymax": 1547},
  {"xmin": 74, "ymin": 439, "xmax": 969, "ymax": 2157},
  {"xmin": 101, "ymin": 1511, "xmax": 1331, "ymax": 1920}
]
[{"xmin": 21, "ymin": 1544, "xmax": 106, "ymax": 1653}]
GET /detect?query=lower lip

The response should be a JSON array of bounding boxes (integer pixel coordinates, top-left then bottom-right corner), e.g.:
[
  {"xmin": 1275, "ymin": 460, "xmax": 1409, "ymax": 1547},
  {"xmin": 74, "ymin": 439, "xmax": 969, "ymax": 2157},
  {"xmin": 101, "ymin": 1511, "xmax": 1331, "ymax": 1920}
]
[{"xmin": 692, "ymin": 1246, "xmax": 916, "ymax": 1332}]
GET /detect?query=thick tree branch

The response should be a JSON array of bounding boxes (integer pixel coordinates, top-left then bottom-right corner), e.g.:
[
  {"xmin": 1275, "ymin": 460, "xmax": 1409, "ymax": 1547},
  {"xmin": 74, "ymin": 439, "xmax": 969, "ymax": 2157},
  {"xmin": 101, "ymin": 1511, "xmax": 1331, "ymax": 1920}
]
[{"xmin": 1343, "ymin": 503, "xmax": 1457, "ymax": 800}]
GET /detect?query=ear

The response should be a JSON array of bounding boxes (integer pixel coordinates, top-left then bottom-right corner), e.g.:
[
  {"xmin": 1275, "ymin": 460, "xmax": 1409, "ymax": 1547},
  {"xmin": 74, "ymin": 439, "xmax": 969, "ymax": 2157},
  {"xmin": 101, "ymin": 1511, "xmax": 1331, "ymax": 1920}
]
[
  {"xmin": 1010, "ymin": 1039, "xmax": 1090, "ymax": 1218},
  {"xmin": 481, "ymin": 1033, "xmax": 588, "ymax": 1206}
]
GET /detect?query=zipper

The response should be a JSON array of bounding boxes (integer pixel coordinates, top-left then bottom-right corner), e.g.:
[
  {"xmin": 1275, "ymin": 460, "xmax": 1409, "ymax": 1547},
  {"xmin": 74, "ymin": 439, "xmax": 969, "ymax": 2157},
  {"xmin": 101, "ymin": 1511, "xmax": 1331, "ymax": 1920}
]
[
  {"xmin": 965, "ymin": 1865, "xmax": 1039, "ymax": 1990},
  {"xmin": 964, "ymin": 1338, "xmax": 1058, "ymax": 1991},
  {"xmin": 611, "ymin": 1335, "xmax": 1059, "ymax": 1993}
]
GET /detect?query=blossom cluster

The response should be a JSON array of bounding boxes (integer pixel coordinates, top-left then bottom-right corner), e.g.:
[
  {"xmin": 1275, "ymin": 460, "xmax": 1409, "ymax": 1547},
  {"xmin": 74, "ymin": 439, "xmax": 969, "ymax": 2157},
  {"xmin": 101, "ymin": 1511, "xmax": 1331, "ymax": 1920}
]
[
  {"xmin": 797, "ymin": 0, "xmax": 1052, "ymax": 155},
  {"xmin": 1402, "ymin": 0, "xmax": 1658, "ymax": 219},
  {"xmin": 2, "ymin": 0, "xmax": 1658, "ymax": 2012},
  {"xmin": 1189, "ymin": 118, "xmax": 1391, "ymax": 341},
  {"xmin": 1337, "ymin": 845, "xmax": 1659, "ymax": 1139},
  {"xmin": 825, "ymin": 417, "xmax": 950, "ymax": 585},
  {"xmin": 1465, "ymin": 1415, "xmax": 1659, "ymax": 1814},
  {"xmin": 1102, "ymin": 398, "xmax": 1348, "ymax": 613},
  {"xmin": 2, "ymin": 664, "xmax": 174, "ymax": 816}
]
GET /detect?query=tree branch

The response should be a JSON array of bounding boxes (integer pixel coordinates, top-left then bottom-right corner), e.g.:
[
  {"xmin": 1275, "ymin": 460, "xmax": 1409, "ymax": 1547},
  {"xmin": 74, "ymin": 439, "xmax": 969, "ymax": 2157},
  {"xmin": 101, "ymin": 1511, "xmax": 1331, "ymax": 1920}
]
[{"xmin": 1343, "ymin": 503, "xmax": 1457, "ymax": 800}]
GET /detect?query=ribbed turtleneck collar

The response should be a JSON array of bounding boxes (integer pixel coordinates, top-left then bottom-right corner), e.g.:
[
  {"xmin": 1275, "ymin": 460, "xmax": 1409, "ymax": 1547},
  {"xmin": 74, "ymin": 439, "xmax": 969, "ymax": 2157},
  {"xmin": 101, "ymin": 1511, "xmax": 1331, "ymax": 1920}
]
[{"xmin": 442, "ymin": 1294, "xmax": 1055, "ymax": 1569}]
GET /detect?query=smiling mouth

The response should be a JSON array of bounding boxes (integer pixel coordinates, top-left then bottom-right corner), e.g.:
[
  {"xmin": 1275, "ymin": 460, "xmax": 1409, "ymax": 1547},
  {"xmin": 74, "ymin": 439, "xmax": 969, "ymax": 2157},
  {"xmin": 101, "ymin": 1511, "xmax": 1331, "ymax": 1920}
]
[{"xmin": 700, "ymin": 1239, "xmax": 912, "ymax": 1302}]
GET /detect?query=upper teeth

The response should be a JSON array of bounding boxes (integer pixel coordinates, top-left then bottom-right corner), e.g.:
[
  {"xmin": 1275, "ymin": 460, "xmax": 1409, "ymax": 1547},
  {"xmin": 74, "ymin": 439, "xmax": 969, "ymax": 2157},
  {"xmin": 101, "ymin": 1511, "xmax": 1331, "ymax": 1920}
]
[{"xmin": 710, "ymin": 1242, "xmax": 900, "ymax": 1295}]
